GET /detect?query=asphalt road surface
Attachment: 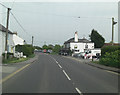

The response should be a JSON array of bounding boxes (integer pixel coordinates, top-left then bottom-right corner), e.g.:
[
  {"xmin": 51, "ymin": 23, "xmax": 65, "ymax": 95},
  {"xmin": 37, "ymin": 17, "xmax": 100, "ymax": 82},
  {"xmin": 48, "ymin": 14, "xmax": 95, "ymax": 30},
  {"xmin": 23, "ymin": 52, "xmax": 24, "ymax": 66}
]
[{"xmin": 2, "ymin": 53, "xmax": 119, "ymax": 94}]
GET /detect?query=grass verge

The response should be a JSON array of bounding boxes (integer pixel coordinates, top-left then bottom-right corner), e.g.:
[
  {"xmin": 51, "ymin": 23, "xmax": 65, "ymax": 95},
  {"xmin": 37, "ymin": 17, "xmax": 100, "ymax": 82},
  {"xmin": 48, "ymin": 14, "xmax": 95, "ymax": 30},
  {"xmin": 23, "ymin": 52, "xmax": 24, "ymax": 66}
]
[{"xmin": 2, "ymin": 54, "xmax": 35, "ymax": 64}]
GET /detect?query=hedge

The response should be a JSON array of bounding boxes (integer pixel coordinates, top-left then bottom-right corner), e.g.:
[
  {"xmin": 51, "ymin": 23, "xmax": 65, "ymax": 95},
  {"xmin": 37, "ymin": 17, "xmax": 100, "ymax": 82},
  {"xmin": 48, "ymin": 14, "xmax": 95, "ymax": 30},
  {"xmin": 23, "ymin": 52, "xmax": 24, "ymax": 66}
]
[
  {"xmin": 15, "ymin": 44, "xmax": 34, "ymax": 57},
  {"xmin": 101, "ymin": 46, "xmax": 120, "ymax": 57},
  {"xmin": 99, "ymin": 50, "xmax": 120, "ymax": 68}
]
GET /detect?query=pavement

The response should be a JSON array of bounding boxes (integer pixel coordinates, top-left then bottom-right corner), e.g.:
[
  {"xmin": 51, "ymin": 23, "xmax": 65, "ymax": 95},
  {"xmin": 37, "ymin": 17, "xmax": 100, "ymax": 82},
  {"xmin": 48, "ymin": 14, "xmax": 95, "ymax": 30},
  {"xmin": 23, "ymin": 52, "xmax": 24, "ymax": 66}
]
[
  {"xmin": 2, "ymin": 53, "xmax": 119, "ymax": 94},
  {"xmin": 64, "ymin": 56, "xmax": 120, "ymax": 73}
]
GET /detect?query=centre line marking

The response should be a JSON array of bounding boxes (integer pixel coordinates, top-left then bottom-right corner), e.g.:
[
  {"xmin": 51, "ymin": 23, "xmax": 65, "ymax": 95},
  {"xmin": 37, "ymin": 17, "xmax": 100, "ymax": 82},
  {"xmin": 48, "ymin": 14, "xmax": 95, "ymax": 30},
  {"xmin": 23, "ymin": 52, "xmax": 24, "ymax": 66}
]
[
  {"xmin": 63, "ymin": 70, "xmax": 71, "ymax": 80},
  {"xmin": 58, "ymin": 64, "xmax": 62, "ymax": 68},
  {"xmin": 56, "ymin": 61, "xmax": 58, "ymax": 64},
  {"xmin": 75, "ymin": 88, "xmax": 82, "ymax": 95}
]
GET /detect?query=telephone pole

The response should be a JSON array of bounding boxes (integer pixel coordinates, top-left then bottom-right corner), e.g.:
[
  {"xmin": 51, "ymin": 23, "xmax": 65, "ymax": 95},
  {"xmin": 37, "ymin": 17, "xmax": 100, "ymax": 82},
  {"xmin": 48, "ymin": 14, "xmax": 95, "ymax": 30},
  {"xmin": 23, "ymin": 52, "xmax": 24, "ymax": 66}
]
[
  {"xmin": 112, "ymin": 17, "xmax": 117, "ymax": 45},
  {"xmin": 5, "ymin": 8, "xmax": 11, "ymax": 59},
  {"xmin": 32, "ymin": 36, "xmax": 34, "ymax": 46}
]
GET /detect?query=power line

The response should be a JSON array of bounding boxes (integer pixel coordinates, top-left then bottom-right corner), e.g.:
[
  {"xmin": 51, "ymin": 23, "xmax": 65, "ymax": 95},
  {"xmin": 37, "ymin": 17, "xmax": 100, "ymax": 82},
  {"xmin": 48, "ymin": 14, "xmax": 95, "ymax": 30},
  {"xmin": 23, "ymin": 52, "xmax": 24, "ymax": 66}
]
[
  {"xmin": 0, "ymin": 2, "xmax": 8, "ymax": 9},
  {"xmin": 10, "ymin": 12, "xmax": 31, "ymax": 36}
]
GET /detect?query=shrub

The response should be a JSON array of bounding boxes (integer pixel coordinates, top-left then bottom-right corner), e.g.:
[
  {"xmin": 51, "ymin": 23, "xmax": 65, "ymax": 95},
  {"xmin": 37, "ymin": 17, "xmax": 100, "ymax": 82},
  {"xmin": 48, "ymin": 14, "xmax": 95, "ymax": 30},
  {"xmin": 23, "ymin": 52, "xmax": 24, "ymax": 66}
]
[
  {"xmin": 15, "ymin": 44, "xmax": 34, "ymax": 57},
  {"xmin": 99, "ymin": 50, "xmax": 120, "ymax": 68},
  {"xmin": 101, "ymin": 46, "xmax": 120, "ymax": 57}
]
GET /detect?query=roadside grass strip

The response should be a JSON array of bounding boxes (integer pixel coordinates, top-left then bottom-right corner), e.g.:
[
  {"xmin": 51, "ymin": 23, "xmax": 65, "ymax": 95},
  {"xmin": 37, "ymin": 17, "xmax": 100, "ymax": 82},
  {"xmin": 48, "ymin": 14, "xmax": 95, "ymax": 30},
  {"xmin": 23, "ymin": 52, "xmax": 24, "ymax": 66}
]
[{"xmin": 0, "ymin": 64, "xmax": 30, "ymax": 84}]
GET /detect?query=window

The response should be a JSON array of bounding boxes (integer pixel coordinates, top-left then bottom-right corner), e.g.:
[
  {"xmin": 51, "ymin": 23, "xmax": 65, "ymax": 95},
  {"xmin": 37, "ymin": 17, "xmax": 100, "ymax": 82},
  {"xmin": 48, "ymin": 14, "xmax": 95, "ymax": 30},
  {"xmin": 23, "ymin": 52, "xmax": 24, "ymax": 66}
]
[{"xmin": 85, "ymin": 44, "xmax": 88, "ymax": 48}]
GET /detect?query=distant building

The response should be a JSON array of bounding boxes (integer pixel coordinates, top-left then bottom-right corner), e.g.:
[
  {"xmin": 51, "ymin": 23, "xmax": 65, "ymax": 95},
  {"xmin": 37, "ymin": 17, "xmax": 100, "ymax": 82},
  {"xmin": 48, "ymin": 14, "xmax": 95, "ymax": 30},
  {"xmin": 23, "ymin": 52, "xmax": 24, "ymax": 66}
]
[
  {"xmin": 0, "ymin": 24, "xmax": 14, "ymax": 56},
  {"xmin": 63, "ymin": 32, "xmax": 94, "ymax": 54}
]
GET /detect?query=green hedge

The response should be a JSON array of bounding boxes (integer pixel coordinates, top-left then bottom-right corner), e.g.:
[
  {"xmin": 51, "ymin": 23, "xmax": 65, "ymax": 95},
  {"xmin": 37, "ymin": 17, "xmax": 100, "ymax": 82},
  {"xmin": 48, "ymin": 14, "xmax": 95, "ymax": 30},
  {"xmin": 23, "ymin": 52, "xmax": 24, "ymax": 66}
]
[
  {"xmin": 101, "ymin": 46, "xmax": 120, "ymax": 57},
  {"xmin": 15, "ymin": 45, "xmax": 34, "ymax": 57},
  {"xmin": 99, "ymin": 50, "xmax": 120, "ymax": 68}
]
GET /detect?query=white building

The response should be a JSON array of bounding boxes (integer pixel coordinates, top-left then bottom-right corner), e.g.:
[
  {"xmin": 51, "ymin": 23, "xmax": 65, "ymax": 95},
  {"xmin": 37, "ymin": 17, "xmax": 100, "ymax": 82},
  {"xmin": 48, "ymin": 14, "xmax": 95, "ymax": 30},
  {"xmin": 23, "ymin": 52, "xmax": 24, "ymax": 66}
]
[
  {"xmin": 0, "ymin": 24, "xmax": 15, "ymax": 56},
  {"xmin": 64, "ymin": 32, "xmax": 94, "ymax": 54},
  {"xmin": 13, "ymin": 32, "xmax": 25, "ymax": 46}
]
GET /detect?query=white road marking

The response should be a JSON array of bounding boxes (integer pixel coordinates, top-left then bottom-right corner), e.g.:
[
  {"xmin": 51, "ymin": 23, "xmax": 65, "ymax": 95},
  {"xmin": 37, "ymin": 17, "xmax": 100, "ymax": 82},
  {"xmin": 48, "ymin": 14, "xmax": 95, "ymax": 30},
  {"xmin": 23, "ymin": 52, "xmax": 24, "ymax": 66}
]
[
  {"xmin": 63, "ymin": 70, "xmax": 71, "ymax": 80},
  {"xmin": 56, "ymin": 61, "xmax": 58, "ymax": 64},
  {"xmin": 58, "ymin": 64, "xmax": 62, "ymax": 68},
  {"xmin": 75, "ymin": 88, "xmax": 82, "ymax": 95}
]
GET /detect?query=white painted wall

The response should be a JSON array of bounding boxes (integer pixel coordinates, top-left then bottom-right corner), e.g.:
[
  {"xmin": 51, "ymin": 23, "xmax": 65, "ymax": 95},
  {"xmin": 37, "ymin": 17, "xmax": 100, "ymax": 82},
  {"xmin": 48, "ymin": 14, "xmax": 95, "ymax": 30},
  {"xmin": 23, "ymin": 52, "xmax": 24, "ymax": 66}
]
[
  {"xmin": 83, "ymin": 43, "xmax": 94, "ymax": 50},
  {"xmin": 0, "ymin": 31, "xmax": 2, "ymax": 57},
  {"xmin": 13, "ymin": 34, "xmax": 24, "ymax": 46},
  {"xmin": 70, "ymin": 42, "xmax": 94, "ymax": 54},
  {"xmin": 0, "ymin": 31, "xmax": 14, "ymax": 56},
  {"xmin": 70, "ymin": 43, "xmax": 84, "ymax": 53}
]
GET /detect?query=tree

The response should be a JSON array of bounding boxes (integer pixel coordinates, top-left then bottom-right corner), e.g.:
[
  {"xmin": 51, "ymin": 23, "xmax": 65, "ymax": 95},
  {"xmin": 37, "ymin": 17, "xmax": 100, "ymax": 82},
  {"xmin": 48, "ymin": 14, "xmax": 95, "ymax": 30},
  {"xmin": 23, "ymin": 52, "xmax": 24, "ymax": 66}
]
[
  {"xmin": 34, "ymin": 46, "xmax": 42, "ymax": 50},
  {"xmin": 53, "ymin": 44, "xmax": 61, "ymax": 53},
  {"xmin": 48, "ymin": 44, "xmax": 54, "ymax": 50},
  {"xmin": 90, "ymin": 29, "xmax": 105, "ymax": 48},
  {"xmin": 42, "ymin": 45, "xmax": 48, "ymax": 50}
]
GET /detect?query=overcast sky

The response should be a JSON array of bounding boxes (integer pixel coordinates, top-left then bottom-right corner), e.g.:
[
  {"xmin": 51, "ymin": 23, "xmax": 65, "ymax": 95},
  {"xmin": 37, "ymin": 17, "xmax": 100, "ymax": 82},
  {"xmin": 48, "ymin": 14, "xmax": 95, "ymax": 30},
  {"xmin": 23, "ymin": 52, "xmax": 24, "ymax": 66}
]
[{"xmin": 1, "ymin": 1, "xmax": 118, "ymax": 47}]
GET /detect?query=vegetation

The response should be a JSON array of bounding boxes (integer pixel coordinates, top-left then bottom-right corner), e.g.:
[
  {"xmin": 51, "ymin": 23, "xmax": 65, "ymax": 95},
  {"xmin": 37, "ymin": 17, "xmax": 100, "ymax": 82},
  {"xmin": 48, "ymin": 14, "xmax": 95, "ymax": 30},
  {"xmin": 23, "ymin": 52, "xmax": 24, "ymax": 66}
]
[
  {"xmin": 91, "ymin": 46, "xmax": 120, "ymax": 68},
  {"xmin": 101, "ymin": 45, "xmax": 119, "ymax": 57},
  {"xmin": 41, "ymin": 44, "xmax": 61, "ymax": 54},
  {"xmin": 2, "ymin": 54, "xmax": 35, "ymax": 64},
  {"xmin": 99, "ymin": 50, "xmax": 120, "ymax": 68},
  {"xmin": 16, "ymin": 44, "xmax": 34, "ymax": 57},
  {"xmin": 89, "ymin": 29, "xmax": 105, "ymax": 48},
  {"xmin": 53, "ymin": 44, "xmax": 61, "ymax": 54}
]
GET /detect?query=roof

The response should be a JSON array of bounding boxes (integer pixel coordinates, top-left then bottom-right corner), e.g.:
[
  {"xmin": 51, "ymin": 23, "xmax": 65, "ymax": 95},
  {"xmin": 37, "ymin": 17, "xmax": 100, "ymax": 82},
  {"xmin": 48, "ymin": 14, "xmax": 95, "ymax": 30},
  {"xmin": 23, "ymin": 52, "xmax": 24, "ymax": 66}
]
[
  {"xmin": 0, "ymin": 24, "xmax": 13, "ymax": 34},
  {"xmin": 103, "ymin": 43, "xmax": 120, "ymax": 47},
  {"xmin": 64, "ymin": 37, "xmax": 92, "ymax": 44}
]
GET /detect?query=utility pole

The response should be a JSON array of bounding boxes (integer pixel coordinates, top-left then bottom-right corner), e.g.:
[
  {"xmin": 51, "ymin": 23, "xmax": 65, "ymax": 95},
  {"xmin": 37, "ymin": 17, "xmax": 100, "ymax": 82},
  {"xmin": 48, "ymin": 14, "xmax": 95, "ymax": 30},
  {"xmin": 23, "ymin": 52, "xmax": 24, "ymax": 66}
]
[
  {"xmin": 32, "ymin": 36, "xmax": 34, "ymax": 46},
  {"xmin": 112, "ymin": 17, "xmax": 117, "ymax": 45},
  {"xmin": 5, "ymin": 8, "xmax": 11, "ymax": 59}
]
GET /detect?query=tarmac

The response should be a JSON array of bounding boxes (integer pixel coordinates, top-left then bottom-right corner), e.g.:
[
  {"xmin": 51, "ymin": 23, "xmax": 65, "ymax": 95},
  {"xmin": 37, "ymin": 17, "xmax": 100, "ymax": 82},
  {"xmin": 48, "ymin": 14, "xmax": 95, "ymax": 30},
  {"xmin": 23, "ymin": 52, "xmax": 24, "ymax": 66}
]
[{"xmin": 64, "ymin": 56, "xmax": 120, "ymax": 74}]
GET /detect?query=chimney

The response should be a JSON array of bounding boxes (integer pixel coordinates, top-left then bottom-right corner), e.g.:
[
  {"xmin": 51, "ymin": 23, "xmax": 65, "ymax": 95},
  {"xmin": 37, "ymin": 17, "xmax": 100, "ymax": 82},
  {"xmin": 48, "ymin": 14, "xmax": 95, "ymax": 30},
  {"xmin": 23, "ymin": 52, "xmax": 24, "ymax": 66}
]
[{"xmin": 74, "ymin": 31, "xmax": 78, "ymax": 42}]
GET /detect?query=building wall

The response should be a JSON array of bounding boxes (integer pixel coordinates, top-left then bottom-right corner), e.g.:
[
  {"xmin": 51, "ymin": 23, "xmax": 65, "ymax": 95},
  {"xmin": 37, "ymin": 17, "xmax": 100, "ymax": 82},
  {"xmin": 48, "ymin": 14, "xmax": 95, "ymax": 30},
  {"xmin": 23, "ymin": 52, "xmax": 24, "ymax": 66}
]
[
  {"xmin": 0, "ymin": 31, "xmax": 14, "ymax": 56},
  {"xmin": 13, "ymin": 34, "xmax": 24, "ymax": 46},
  {"xmin": 70, "ymin": 43, "xmax": 85, "ymax": 52},
  {"xmin": 83, "ymin": 43, "xmax": 94, "ymax": 50},
  {"xmin": 69, "ymin": 42, "xmax": 94, "ymax": 53},
  {"xmin": 118, "ymin": 1, "xmax": 120, "ymax": 43},
  {"xmin": 0, "ymin": 31, "xmax": 2, "ymax": 57}
]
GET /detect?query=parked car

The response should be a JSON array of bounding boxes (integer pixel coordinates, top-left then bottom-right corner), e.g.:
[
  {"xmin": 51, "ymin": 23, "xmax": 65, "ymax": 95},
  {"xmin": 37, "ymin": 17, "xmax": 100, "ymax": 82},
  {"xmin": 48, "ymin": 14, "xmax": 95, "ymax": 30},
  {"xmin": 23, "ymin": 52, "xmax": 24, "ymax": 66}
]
[{"xmin": 84, "ymin": 49, "xmax": 101, "ymax": 59}]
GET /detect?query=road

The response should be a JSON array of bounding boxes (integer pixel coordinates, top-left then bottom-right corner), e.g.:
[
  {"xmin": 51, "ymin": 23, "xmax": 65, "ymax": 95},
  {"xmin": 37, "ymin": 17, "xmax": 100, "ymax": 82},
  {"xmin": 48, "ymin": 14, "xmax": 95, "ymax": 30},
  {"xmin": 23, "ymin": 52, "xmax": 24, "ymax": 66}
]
[{"xmin": 2, "ymin": 53, "xmax": 119, "ymax": 94}]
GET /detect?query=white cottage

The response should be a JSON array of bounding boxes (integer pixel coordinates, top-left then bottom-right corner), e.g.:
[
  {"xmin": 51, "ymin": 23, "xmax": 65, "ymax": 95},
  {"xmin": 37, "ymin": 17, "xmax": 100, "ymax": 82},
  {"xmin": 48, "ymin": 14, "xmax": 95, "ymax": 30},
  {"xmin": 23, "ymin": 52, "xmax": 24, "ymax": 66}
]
[
  {"xmin": 0, "ymin": 24, "xmax": 15, "ymax": 56},
  {"xmin": 64, "ymin": 32, "xmax": 94, "ymax": 54},
  {"xmin": 13, "ymin": 32, "xmax": 25, "ymax": 46}
]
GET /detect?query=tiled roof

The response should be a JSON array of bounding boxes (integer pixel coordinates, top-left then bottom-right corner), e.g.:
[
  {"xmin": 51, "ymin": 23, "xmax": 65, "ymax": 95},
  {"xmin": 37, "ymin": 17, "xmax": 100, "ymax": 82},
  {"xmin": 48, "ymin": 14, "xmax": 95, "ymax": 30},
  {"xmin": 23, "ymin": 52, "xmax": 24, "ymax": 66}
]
[
  {"xmin": 64, "ymin": 37, "xmax": 92, "ymax": 44},
  {"xmin": 0, "ymin": 24, "xmax": 13, "ymax": 34}
]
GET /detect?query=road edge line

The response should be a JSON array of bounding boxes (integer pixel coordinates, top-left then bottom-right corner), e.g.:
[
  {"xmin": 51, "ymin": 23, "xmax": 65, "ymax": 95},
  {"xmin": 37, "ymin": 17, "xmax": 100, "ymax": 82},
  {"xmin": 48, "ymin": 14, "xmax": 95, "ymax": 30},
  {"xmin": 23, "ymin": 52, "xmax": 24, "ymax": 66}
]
[{"xmin": 0, "ymin": 64, "xmax": 30, "ymax": 84}]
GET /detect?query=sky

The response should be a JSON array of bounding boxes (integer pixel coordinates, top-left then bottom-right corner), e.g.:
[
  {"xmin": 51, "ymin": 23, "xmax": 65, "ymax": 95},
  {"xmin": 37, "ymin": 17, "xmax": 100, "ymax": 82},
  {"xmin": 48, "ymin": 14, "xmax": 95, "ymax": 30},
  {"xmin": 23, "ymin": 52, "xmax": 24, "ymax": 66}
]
[{"xmin": 1, "ymin": 1, "xmax": 119, "ymax": 47}]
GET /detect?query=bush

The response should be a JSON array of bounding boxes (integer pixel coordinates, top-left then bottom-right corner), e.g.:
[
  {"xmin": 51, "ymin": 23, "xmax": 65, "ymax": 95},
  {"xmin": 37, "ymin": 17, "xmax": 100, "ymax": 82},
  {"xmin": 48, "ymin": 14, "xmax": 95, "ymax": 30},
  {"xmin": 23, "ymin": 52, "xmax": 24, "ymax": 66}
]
[
  {"xmin": 99, "ymin": 50, "xmax": 120, "ymax": 68},
  {"xmin": 101, "ymin": 46, "xmax": 120, "ymax": 57},
  {"xmin": 15, "ymin": 44, "xmax": 34, "ymax": 57}
]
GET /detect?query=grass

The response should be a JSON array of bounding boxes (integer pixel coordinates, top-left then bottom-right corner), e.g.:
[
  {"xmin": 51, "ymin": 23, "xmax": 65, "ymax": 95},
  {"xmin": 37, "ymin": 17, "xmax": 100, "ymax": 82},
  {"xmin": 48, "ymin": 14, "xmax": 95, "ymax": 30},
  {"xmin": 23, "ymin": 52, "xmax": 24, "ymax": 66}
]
[
  {"xmin": 91, "ymin": 61, "xmax": 99, "ymax": 64},
  {"xmin": 2, "ymin": 54, "xmax": 35, "ymax": 64}
]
